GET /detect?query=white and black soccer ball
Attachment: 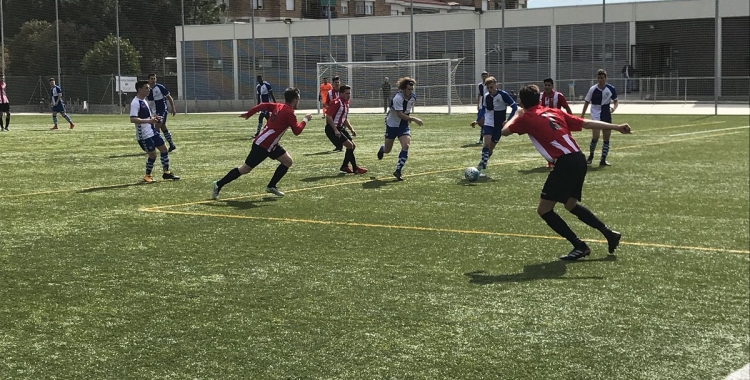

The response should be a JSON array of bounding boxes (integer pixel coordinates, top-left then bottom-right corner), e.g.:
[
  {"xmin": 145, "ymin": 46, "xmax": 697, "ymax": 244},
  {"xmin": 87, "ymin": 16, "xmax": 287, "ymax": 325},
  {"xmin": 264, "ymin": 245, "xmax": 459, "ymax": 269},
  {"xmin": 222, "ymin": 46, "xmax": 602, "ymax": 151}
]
[{"xmin": 464, "ymin": 167, "xmax": 480, "ymax": 182}]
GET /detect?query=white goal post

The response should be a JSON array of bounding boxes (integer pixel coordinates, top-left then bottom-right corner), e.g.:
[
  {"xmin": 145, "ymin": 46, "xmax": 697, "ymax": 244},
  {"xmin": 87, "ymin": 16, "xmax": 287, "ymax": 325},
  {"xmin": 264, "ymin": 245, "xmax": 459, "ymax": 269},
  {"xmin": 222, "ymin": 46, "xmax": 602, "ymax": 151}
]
[{"xmin": 316, "ymin": 58, "xmax": 464, "ymax": 115}]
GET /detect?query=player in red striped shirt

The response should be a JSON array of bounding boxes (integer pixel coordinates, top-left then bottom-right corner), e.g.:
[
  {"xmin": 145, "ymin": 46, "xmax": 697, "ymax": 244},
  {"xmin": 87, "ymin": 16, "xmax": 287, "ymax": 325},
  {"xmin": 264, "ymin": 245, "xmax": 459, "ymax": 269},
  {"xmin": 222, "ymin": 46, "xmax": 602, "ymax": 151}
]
[
  {"xmin": 502, "ymin": 84, "xmax": 630, "ymax": 261},
  {"xmin": 211, "ymin": 87, "xmax": 312, "ymax": 199},
  {"xmin": 326, "ymin": 85, "xmax": 367, "ymax": 174},
  {"xmin": 540, "ymin": 78, "xmax": 572, "ymax": 168}
]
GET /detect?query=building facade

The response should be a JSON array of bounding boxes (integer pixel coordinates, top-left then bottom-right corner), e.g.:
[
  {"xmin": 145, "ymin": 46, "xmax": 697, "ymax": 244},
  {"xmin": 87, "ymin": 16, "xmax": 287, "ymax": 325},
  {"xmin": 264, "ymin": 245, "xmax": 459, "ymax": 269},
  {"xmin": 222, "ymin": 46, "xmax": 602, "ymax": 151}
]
[{"xmin": 180, "ymin": 0, "xmax": 749, "ymax": 107}]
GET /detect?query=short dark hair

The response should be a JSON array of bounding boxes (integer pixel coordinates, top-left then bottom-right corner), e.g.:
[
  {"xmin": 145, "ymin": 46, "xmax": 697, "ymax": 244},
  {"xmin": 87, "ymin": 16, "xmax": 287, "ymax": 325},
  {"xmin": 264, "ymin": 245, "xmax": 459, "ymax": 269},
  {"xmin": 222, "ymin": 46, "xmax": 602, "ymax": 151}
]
[
  {"xmin": 597, "ymin": 69, "xmax": 607, "ymax": 77},
  {"xmin": 543, "ymin": 78, "xmax": 554, "ymax": 85},
  {"xmin": 339, "ymin": 85, "xmax": 351, "ymax": 92},
  {"xmin": 135, "ymin": 80, "xmax": 149, "ymax": 91},
  {"xmin": 518, "ymin": 84, "xmax": 541, "ymax": 109},
  {"xmin": 283, "ymin": 87, "xmax": 300, "ymax": 103},
  {"xmin": 49, "ymin": 78, "xmax": 55, "ymax": 82},
  {"xmin": 148, "ymin": 73, "xmax": 156, "ymax": 79},
  {"xmin": 332, "ymin": 76, "xmax": 340, "ymax": 81}
]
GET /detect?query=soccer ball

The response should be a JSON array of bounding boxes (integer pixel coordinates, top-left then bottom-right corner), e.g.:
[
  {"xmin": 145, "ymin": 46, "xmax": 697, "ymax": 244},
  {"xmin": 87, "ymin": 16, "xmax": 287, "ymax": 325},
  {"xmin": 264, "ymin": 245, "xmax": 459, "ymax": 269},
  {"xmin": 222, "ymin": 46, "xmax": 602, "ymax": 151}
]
[{"xmin": 464, "ymin": 167, "xmax": 480, "ymax": 182}]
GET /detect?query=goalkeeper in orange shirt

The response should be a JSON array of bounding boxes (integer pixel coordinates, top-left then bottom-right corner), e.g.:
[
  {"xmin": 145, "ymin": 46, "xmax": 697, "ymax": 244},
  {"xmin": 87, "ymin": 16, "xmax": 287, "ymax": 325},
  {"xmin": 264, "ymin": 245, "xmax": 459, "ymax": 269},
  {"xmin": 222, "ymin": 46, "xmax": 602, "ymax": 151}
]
[{"xmin": 319, "ymin": 77, "xmax": 332, "ymax": 118}]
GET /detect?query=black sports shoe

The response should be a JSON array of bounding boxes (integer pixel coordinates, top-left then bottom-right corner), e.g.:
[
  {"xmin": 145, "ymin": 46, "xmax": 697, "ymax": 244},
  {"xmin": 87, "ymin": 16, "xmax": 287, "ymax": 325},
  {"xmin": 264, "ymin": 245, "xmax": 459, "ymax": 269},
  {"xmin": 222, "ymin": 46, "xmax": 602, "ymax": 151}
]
[
  {"xmin": 599, "ymin": 160, "xmax": 611, "ymax": 166},
  {"xmin": 162, "ymin": 171, "xmax": 180, "ymax": 180},
  {"xmin": 586, "ymin": 155, "xmax": 594, "ymax": 165},
  {"xmin": 393, "ymin": 170, "xmax": 402, "ymax": 181},
  {"xmin": 606, "ymin": 230, "xmax": 622, "ymax": 254},
  {"xmin": 168, "ymin": 145, "xmax": 177, "ymax": 152},
  {"xmin": 559, "ymin": 246, "xmax": 591, "ymax": 261},
  {"xmin": 377, "ymin": 147, "xmax": 384, "ymax": 160}
]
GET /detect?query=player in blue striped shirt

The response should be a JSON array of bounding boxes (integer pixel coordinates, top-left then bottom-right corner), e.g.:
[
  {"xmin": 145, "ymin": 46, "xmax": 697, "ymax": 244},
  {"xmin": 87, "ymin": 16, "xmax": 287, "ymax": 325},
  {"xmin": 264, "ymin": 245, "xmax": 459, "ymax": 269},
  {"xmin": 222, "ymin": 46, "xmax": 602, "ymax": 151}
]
[
  {"xmin": 473, "ymin": 76, "xmax": 517, "ymax": 177},
  {"xmin": 49, "ymin": 78, "xmax": 74, "ymax": 130},
  {"xmin": 581, "ymin": 69, "xmax": 619, "ymax": 166},
  {"xmin": 254, "ymin": 75, "xmax": 276, "ymax": 138},
  {"xmin": 147, "ymin": 74, "xmax": 177, "ymax": 151}
]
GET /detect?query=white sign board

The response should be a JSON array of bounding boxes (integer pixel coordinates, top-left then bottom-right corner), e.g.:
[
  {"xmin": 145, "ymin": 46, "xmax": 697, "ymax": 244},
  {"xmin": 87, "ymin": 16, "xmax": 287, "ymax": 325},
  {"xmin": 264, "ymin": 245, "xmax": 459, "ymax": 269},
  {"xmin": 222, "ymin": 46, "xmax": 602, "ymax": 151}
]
[{"xmin": 115, "ymin": 76, "xmax": 138, "ymax": 92}]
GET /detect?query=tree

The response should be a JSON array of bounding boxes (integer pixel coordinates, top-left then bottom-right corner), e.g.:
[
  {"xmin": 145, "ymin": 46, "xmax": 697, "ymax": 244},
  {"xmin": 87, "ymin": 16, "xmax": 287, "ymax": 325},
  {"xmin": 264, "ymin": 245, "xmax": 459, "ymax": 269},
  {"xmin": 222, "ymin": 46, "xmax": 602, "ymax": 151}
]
[
  {"xmin": 8, "ymin": 20, "xmax": 96, "ymax": 76},
  {"xmin": 81, "ymin": 34, "xmax": 141, "ymax": 75}
]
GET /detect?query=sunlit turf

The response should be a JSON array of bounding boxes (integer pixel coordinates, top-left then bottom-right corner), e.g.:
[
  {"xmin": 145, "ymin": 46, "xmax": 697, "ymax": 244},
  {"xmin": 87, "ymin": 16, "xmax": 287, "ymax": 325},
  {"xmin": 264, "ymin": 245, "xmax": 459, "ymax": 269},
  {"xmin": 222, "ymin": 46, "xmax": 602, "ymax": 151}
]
[{"xmin": 0, "ymin": 113, "xmax": 748, "ymax": 379}]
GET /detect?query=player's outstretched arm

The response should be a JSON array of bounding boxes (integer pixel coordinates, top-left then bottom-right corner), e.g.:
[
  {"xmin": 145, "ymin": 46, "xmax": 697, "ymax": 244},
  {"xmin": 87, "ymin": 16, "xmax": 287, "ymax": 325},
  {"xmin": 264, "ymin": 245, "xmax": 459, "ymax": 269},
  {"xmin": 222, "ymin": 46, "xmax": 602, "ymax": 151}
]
[
  {"xmin": 167, "ymin": 94, "xmax": 176, "ymax": 116},
  {"xmin": 291, "ymin": 113, "xmax": 313, "ymax": 135},
  {"xmin": 582, "ymin": 120, "xmax": 631, "ymax": 134},
  {"xmin": 396, "ymin": 111, "xmax": 422, "ymax": 126}
]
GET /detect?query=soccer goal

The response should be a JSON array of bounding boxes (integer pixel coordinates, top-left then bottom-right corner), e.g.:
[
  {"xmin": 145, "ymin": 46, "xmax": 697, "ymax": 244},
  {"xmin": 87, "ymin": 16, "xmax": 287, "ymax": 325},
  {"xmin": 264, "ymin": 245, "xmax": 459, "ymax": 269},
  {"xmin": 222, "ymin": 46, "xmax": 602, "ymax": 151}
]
[{"xmin": 316, "ymin": 58, "xmax": 464, "ymax": 114}]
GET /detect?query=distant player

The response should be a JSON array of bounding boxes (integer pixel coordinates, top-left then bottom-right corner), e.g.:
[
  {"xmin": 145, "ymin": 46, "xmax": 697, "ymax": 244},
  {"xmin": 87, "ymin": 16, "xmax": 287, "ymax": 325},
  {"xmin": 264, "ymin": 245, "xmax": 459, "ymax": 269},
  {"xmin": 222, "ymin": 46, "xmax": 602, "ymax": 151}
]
[
  {"xmin": 254, "ymin": 75, "xmax": 276, "ymax": 138},
  {"xmin": 581, "ymin": 69, "xmax": 619, "ymax": 166},
  {"xmin": 377, "ymin": 77, "xmax": 423, "ymax": 181},
  {"xmin": 130, "ymin": 80, "xmax": 180, "ymax": 183},
  {"xmin": 319, "ymin": 77, "xmax": 332, "ymax": 117},
  {"xmin": 381, "ymin": 77, "xmax": 391, "ymax": 114},
  {"xmin": 147, "ymin": 74, "xmax": 177, "ymax": 151},
  {"xmin": 540, "ymin": 77, "xmax": 572, "ymax": 167},
  {"xmin": 49, "ymin": 78, "xmax": 74, "ymax": 130},
  {"xmin": 326, "ymin": 85, "xmax": 367, "ymax": 175},
  {"xmin": 501, "ymin": 84, "xmax": 628, "ymax": 260},
  {"xmin": 475, "ymin": 71, "xmax": 489, "ymax": 144},
  {"xmin": 0, "ymin": 75, "xmax": 9, "ymax": 131},
  {"xmin": 211, "ymin": 87, "xmax": 311, "ymax": 200},
  {"xmin": 324, "ymin": 76, "xmax": 343, "ymax": 151},
  {"xmin": 473, "ymin": 76, "xmax": 517, "ymax": 177}
]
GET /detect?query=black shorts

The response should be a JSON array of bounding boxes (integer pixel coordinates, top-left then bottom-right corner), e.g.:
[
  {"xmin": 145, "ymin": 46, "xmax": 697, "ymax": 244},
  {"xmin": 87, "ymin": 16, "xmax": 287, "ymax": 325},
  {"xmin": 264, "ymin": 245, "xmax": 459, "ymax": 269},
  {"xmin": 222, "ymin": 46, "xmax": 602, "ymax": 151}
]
[
  {"xmin": 0, "ymin": 103, "xmax": 9, "ymax": 113},
  {"xmin": 540, "ymin": 151, "xmax": 588, "ymax": 203},
  {"xmin": 244, "ymin": 143, "xmax": 286, "ymax": 168},
  {"xmin": 325, "ymin": 124, "xmax": 351, "ymax": 146}
]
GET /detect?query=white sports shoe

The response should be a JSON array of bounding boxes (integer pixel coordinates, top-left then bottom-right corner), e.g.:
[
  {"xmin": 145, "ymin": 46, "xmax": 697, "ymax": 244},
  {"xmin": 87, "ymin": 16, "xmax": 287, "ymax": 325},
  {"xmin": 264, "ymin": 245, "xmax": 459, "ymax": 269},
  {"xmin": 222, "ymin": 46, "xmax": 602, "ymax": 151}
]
[
  {"xmin": 212, "ymin": 181, "xmax": 220, "ymax": 200},
  {"xmin": 266, "ymin": 187, "xmax": 285, "ymax": 197}
]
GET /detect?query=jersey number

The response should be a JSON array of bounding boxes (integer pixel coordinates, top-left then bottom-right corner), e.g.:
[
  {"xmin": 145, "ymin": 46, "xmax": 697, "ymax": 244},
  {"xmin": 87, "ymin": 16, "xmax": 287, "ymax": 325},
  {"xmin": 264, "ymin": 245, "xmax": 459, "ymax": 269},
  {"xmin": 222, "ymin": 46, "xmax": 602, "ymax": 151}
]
[{"xmin": 540, "ymin": 111, "xmax": 561, "ymax": 130}]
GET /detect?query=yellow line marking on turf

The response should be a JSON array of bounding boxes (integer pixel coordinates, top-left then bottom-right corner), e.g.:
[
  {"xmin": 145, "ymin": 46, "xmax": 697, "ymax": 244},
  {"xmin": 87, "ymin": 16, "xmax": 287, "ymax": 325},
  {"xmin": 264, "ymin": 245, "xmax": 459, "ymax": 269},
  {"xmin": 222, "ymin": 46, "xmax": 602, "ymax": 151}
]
[
  {"xmin": 139, "ymin": 207, "xmax": 750, "ymax": 255},
  {"xmin": 669, "ymin": 126, "xmax": 749, "ymax": 137}
]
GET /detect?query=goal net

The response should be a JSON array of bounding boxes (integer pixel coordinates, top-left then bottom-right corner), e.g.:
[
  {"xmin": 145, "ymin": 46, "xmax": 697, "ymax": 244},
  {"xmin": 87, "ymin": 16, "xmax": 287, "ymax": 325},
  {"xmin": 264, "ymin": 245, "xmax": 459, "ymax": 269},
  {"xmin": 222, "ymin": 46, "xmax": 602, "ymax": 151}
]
[{"xmin": 316, "ymin": 58, "xmax": 464, "ymax": 114}]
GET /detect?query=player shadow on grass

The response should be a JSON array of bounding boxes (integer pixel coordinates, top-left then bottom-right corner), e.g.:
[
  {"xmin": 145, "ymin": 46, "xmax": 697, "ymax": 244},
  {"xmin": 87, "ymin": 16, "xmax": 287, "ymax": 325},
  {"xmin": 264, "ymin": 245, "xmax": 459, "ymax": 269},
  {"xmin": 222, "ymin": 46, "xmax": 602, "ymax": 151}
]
[
  {"xmin": 78, "ymin": 182, "xmax": 151, "ymax": 193},
  {"xmin": 465, "ymin": 255, "xmax": 615, "ymax": 285},
  {"xmin": 517, "ymin": 166, "xmax": 552, "ymax": 175},
  {"xmin": 108, "ymin": 152, "xmax": 147, "ymax": 159},
  {"xmin": 209, "ymin": 197, "xmax": 279, "ymax": 210},
  {"xmin": 457, "ymin": 177, "xmax": 495, "ymax": 186},
  {"xmin": 460, "ymin": 143, "xmax": 484, "ymax": 148},
  {"xmin": 303, "ymin": 150, "xmax": 340, "ymax": 156},
  {"xmin": 300, "ymin": 173, "xmax": 348, "ymax": 182},
  {"xmin": 362, "ymin": 176, "xmax": 398, "ymax": 189}
]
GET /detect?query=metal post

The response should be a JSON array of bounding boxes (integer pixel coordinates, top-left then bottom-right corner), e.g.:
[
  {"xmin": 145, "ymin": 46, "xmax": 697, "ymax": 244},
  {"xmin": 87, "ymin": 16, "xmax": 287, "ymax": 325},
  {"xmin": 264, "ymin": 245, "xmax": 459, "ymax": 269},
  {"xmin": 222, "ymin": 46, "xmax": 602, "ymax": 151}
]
[
  {"xmin": 410, "ymin": 0, "xmax": 415, "ymax": 61},
  {"xmin": 447, "ymin": 60, "xmax": 452, "ymax": 115},
  {"xmin": 602, "ymin": 0, "xmax": 606, "ymax": 68},
  {"xmin": 0, "ymin": 0, "xmax": 5, "ymax": 75},
  {"xmin": 714, "ymin": 0, "xmax": 719, "ymax": 115},
  {"xmin": 252, "ymin": 1, "xmax": 257, "ymax": 91},
  {"xmin": 55, "ymin": 0, "xmax": 61, "ymax": 88},
  {"xmin": 181, "ymin": 0, "xmax": 187, "ymax": 114},
  {"xmin": 328, "ymin": 0, "xmax": 333, "ymax": 61},
  {"xmin": 501, "ymin": 0, "xmax": 505, "ymax": 89},
  {"xmin": 116, "ymin": 0, "xmax": 122, "ymax": 114}
]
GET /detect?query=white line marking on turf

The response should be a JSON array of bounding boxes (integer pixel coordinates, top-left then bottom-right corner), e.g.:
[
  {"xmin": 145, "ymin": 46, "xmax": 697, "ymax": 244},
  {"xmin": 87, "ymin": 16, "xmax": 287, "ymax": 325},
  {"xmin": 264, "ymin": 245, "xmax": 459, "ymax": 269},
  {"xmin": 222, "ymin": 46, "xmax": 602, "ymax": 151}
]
[
  {"xmin": 669, "ymin": 126, "xmax": 749, "ymax": 137},
  {"xmin": 724, "ymin": 363, "xmax": 750, "ymax": 380}
]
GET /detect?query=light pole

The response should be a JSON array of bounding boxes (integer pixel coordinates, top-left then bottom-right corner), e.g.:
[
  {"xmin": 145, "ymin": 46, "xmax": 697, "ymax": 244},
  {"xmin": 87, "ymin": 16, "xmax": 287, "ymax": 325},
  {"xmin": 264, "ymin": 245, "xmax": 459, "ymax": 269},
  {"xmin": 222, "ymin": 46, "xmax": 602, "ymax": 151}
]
[
  {"xmin": 181, "ymin": 0, "xmax": 187, "ymax": 114},
  {"xmin": 410, "ymin": 0, "xmax": 415, "ymax": 61},
  {"xmin": 116, "ymin": 0, "xmax": 122, "ymax": 114},
  {"xmin": 328, "ymin": 0, "xmax": 333, "ymax": 61},
  {"xmin": 55, "ymin": 0, "xmax": 61, "ymax": 88},
  {"xmin": 501, "ymin": 0, "xmax": 505, "ymax": 89},
  {"xmin": 0, "ymin": 0, "xmax": 5, "ymax": 75},
  {"xmin": 252, "ymin": 0, "xmax": 256, "ymax": 84}
]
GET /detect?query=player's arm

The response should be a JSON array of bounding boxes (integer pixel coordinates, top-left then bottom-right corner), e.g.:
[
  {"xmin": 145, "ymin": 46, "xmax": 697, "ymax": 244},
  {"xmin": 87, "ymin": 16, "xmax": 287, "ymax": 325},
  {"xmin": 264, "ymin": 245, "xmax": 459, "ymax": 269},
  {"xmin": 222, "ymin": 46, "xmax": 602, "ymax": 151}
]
[
  {"xmin": 559, "ymin": 94, "xmax": 572, "ymax": 114},
  {"xmin": 270, "ymin": 90, "xmax": 276, "ymax": 103},
  {"xmin": 130, "ymin": 104, "xmax": 158, "ymax": 124},
  {"xmin": 581, "ymin": 87, "xmax": 594, "ymax": 118},
  {"xmin": 290, "ymin": 113, "xmax": 313, "ymax": 135},
  {"xmin": 582, "ymin": 119, "xmax": 631, "ymax": 134},
  {"xmin": 471, "ymin": 108, "xmax": 486, "ymax": 128},
  {"xmin": 240, "ymin": 103, "xmax": 275, "ymax": 119},
  {"xmin": 345, "ymin": 119, "xmax": 356, "ymax": 136},
  {"xmin": 166, "ymin": 94, "xmax": 176, "ymax": 116},
  {"xmin": 611, "ymin": 98, "xmax": 619, "ymax": 113},
  {"xmin": 501, "ymin": 91, "xmax": 519, "ymax": 122},
  {"xmin": 501, "ymin": 108, "xmax": 525, "ymax": 136},
  {"xmin": 325, "ymin": 114, "xmax": 339, "ymax": 136},
  {"xmin": 393, "ymin": 97, "xmax": 423, "ymax": 126}
]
